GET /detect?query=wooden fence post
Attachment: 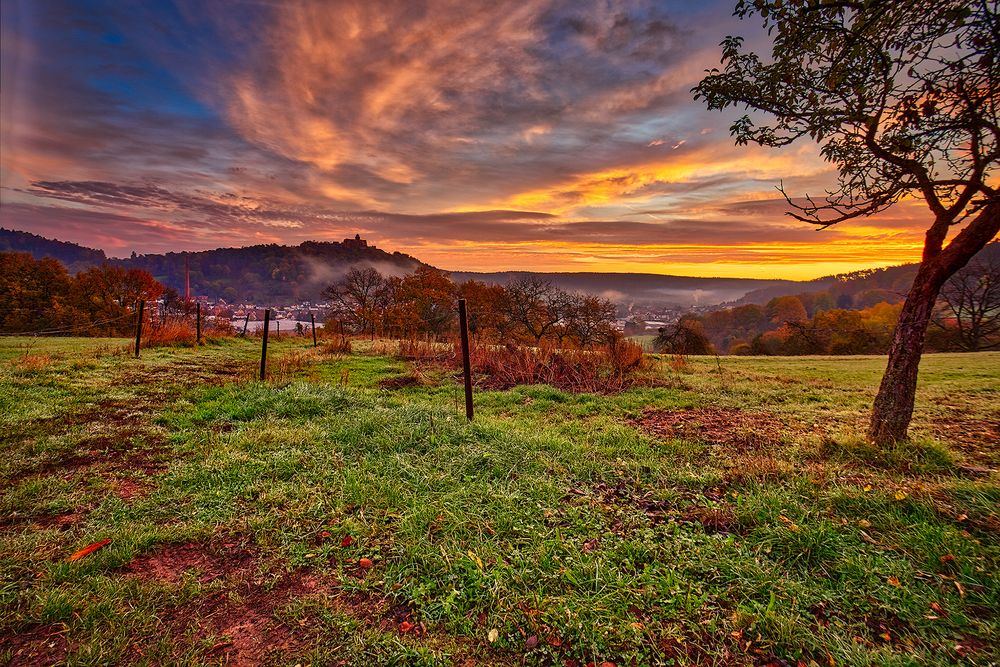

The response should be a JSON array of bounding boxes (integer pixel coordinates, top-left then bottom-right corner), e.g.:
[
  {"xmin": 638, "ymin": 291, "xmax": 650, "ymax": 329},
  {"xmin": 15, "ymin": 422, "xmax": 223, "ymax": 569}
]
[
  {"xmin": 311, "ymin": 313, "xmax": 317, "ymax": 347},
  {"xmin": 458, "ymin": 298, "xmax": 473, "ymax": 421},
  {"xmin": 260, "ymin": 309, "xmax": 271, "ymax": 381},
  {"xmin": 242, "ymin": 313, "xmax": 250, "ymax": 336},
  {"xmin": 134, "ymin": 300, "xmax": 145, "ymax": 358},
  {"xmin": 196, "ymin": 302, "xmax": 201, "ymax": 344}
]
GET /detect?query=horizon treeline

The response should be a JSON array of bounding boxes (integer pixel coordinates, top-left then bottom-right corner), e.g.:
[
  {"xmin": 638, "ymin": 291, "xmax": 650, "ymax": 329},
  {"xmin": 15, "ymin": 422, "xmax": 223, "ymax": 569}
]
[
  {"xmin": 656, "ymin": 259, "xmax": 998, "ymax": 356},
  {"xmin": 3, "ymin": 247, "xmax": 997, "ymax": 355}
]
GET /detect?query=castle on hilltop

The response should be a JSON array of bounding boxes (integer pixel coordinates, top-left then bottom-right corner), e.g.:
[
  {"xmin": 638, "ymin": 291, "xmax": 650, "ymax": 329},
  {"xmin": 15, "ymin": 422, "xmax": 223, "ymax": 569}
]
[{"xmin": 342, "ymin": 233, "xmax": 370, "ymax": 250}]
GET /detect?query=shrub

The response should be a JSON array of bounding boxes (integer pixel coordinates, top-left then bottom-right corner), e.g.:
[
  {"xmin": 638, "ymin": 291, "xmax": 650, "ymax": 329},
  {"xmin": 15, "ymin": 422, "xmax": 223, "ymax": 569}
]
[
  {"xmin": 460, "ymin": 339, "xmax": 648, "ymax": 393},
  {"xmin": 144, "ymin": 320, "xmax": 196, "ymax": 347}
]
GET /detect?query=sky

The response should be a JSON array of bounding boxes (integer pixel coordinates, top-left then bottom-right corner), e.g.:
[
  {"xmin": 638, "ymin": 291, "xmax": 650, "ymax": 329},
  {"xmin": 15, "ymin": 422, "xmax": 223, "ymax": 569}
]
[{"xmin": 0, "ymin": 0, "xmax": 938, "ymax": 279}]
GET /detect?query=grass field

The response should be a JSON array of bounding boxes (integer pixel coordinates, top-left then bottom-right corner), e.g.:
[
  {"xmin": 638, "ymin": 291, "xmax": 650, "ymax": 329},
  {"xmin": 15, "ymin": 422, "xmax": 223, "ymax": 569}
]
[{"xmin": 1, "ymin": 336, "xmax": 997, "ymax": 666}]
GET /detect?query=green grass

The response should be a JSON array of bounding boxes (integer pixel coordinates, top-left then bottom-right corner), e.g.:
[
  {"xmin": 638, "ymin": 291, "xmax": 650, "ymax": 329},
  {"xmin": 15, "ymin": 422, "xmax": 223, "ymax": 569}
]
[{"xmin": 1, "ymin": 337, "xmax": 997, "ymax": 665}]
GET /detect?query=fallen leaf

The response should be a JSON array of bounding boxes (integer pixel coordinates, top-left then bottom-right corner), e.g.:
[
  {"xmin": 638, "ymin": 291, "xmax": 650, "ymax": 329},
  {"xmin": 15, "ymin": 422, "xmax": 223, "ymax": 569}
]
[
  {"xmin": 582, "ymin": 538, "xmax": 599, "ymax": 553},
  {"xmin": 887, "ymin": 576, "xmax": 901, "ymax": 587},
  {"xmin": 880, "ymin": 631, "xmax": 891, "ymax": 642},
  {"xmin": 858, "ymin": 519, "xmax": 871, "ymax": 528},
  {"xmin": 954, "ymin": 580, "xmax": 965, "ymax": 598},
  {"xmin": 778, "ymin": 515, "xmax": 800, "ymax": 532},
  {"xmin": 358, "ymin": 558, "xmax": 373, "ymax": 569},
  {"xmin": 525, "ymin": 635, "xmax": 538, "ymax": 650},
  {"xmin": 894, "ymin": 490, "xmax": 908, "ymax": 501},
  {"xmin": 341, "ymin": 535, "xmax": 354, "ymax": 547},
  {"xmin": 939, "ymin": 554, "xmax": 956, "ymax": 566},
  {"xmin": 66, "ymin": 539, "xmax": 111, "ymax": 562},
  {"xmin": 468, "ymin": 550, "xmax": 484, "ymax": 570},
  {"xmin": 399, "ymin": 621, "xmax": 414, "ymax": 633},
  {"xmin": 488, "ymin": 628, "xmax": 499, "ymax": 643}
]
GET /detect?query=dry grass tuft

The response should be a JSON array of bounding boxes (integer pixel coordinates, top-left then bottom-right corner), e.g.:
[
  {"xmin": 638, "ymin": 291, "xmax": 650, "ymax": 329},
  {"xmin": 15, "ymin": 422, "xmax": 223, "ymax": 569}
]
[
  {"xmin": 320, "ymin": 337, "xmax": 353, "ymax": 355},
  {"xmin": 16, "ymin": 353, "xmax": 52, "ymax": 372}
]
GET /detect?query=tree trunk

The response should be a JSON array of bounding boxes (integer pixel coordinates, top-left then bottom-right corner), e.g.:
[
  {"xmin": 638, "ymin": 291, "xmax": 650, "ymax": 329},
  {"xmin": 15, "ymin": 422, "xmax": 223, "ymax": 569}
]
[
  {"xmin": 869, "ymin": 202, "xmax": 1000, "ymax": 444},
  {"xmin": 867, "ymin": 263, "xmax": 945, "ymax": 443}
]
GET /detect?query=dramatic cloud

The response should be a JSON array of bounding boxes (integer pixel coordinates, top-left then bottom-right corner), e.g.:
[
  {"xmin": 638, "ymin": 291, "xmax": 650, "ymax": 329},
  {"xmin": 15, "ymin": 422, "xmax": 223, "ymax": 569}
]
[{"xmin": 0, "ymin": 0, "xmax": 939, "ymax": 279}]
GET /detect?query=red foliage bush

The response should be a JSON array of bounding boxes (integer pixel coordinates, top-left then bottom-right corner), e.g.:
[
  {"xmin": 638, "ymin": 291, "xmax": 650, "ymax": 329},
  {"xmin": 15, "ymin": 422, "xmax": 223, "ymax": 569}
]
[{"xmin": 460, "ymin": 338, "xmax": 647, "ymax": 393}]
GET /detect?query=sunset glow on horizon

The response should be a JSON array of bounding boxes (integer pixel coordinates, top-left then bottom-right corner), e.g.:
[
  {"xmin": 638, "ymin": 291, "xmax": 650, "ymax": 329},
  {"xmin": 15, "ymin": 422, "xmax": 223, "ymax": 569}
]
[{"xmin": 0, "ymin": 0, "xmax": 946, "ymax": 280}]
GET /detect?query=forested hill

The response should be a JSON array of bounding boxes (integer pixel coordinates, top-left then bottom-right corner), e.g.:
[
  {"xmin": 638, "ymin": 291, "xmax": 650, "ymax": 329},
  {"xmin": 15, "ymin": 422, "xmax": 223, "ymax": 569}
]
[
  {"xmin": 0, "ymin": 227, "xmax": 107, "ymax": 273},
  {"xmin": 0, "ymin": 228, "xmax": 424, "ymax": 303},
  {"xmin": 120, "ymin": 241, "xmax": 426, "ymax": 303},
  {"xmin": 735, "ymin": 241, "xmax": 1000, "ymax": 307}
]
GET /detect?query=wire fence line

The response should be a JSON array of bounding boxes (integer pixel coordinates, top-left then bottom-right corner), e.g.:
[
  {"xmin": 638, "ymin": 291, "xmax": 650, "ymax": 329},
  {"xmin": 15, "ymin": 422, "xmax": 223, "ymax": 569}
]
[{"xmin": 0, "ymin": 312, "xmax": 135, "ymax": 337}]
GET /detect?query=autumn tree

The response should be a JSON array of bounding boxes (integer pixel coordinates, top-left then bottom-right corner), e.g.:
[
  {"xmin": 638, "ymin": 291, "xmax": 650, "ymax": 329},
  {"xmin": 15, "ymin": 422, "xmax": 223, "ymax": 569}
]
[
  {"xmin": 0, "ymin": 252, "xmax": 77, "ymax": 333},
  {"xmin": 390, "ymin": 266, "xmax": 456, "ymax": 338},
  {"xmin": 72, "ymin": 264, "xmax": 163, "ymax": 335},
  {"xmin": 457, "ymin": 280, "xmax": 516, "ymax": 342},
  {"xmin": 0, "ymin": 255, "xmax": 163, "ymax": 336},
  {"xmin": 766, "ymin": 295, "xmax": 808, "ymax": 326},
  {"xmin": 695, "ymin": 0, "xmax": 1000, "ymax": 443}
]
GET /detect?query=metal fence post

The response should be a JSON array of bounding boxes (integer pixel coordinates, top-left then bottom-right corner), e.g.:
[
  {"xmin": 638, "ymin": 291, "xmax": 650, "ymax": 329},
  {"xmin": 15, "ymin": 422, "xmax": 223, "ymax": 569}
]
[
  {"xmin": 134, "ymin": 300, "xmax": 145, "ymax": 358},
  {"xmin": 458, "ymin": 298, "xmax": 473, "ymax": 421},
  {"xmin": 311, "ymin": 313, "xmax": 317, "ymax": 347},
  {"xmin": 260, "ymin": 309, "xmax": 271, "ymax": 381}
]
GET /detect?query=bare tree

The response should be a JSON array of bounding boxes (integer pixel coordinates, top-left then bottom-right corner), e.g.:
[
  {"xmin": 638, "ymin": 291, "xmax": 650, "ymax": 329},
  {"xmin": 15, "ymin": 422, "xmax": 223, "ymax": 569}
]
[
  {"xmin": 565, "ymin": 293, "xmax": 617, "ymax": 348},
  {"xmin": 505, "ymin": 276, "xmax": 573, "ymax": 345},
  {"xmin": 932, "ymin": 243, "xmax": 1000, "ymax": 350},
  {"xmin": 321, "ymin": 266, "xmax": 387, "ymax": 337},
  {"xmin": 695, "ymin": 0, "xmax": 999, "ymax": 444}
]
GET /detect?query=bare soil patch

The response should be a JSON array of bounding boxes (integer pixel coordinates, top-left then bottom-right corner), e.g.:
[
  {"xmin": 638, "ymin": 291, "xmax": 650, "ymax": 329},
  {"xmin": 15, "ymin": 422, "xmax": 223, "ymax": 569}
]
[
  {"xmin": 112, "ymin": 477, "xmax": 153, "ymax": 501},
  {"xmin": 9, "ymin": 435, "xmax": 169, "ymax": 485},
  {"xmin": 566, "ymin": 480, "xmax": 740, "ymax": 535},
  {"xmin": 120, "ymin": 358, "xmax": 252, "ymax": 388},
  {"xmin": 0, "ymin": 509, "xmax": 86, "ymax": 533},
  {"xmin": 0, "ymin": 623, "xmax": 70, "ymax": 666},
  {"xmin": 123, "ymin": 536, "xmax": 464, "ymax": 665},
  {"xmin": 632, "ymin": 407, "xmax": 788, "ymax": 450},
  {"xmin": 124, "ymin": 537, "xmax": 256, "ymax": 584},
  {"xmin": 928, "ymin": 412, "xmax": 1000, "ymax": 464}
]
